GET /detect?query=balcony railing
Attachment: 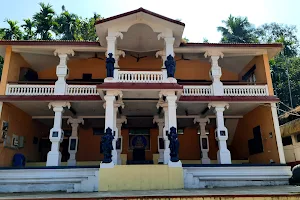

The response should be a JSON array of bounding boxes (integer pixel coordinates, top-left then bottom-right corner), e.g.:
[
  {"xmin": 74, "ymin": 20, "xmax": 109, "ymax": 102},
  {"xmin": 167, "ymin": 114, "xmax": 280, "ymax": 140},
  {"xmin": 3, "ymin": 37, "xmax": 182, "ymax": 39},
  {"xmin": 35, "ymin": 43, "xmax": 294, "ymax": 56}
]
[
  {"xmin": 66, "ymin": 85, "xmax": 98, "ymax": 95},
  {"xmin": 182, "ymin": 85, "xmax": 269, "ymax": 96},
  {"xmin": 116, "ymin": 70, "xmax": 165, "ymax": 83},
  {"xmin": 6, "ymin": 84, "xmax": 98, "ymax": 96},
  {"xmin": 223, "ymin": 85, "xmax": 269, "ymax": 96},
  {"xmin": 6, "ymin": 84, "xmax": 55, "ymax": 95},
  {"xmin": 182, "ymin": 85, "xmax": 212, "ymax": 96}
]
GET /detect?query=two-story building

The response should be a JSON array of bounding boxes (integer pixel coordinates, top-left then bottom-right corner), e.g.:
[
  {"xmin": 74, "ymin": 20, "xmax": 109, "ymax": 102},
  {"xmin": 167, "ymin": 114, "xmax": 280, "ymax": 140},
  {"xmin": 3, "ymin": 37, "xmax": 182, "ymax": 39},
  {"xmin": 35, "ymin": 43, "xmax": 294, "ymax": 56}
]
[{"xmin": 0, "ymin": 8, "xmax": 292, "ymax": 193}]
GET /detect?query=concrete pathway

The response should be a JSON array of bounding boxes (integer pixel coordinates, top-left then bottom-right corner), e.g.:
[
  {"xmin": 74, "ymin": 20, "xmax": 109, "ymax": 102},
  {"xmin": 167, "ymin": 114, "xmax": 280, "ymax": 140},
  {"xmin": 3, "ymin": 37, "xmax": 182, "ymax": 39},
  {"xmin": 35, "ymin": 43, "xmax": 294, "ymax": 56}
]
[{"xmin": 0, "ymin": 185, "xmax": 300, "ymax": 199}]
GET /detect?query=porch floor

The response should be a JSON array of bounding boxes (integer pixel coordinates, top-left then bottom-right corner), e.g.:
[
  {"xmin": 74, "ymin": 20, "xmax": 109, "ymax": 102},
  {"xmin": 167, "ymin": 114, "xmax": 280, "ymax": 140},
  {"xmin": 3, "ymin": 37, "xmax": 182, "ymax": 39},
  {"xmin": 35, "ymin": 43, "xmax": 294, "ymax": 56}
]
[{"xmin": 1, "ymin": 186, "xmax": 300, "ymax": 199}]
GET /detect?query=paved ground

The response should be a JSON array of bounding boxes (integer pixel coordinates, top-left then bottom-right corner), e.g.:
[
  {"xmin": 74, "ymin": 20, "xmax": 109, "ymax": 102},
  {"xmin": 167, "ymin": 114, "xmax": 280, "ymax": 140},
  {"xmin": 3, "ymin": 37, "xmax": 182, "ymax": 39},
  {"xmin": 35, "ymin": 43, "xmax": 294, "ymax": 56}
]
[{"xmin": 0, "ymin": 185, "xmax": 300, "ymax": 199}]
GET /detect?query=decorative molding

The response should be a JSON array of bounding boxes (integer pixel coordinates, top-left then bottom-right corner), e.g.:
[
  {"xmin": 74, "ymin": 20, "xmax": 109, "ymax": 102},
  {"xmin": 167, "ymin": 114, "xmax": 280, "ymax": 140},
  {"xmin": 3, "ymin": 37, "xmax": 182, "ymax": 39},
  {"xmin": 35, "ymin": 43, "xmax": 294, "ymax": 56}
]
[
  {"xmin": 106, "ymin": 90, "xmax": 123, "ymax": 98},
  {"xmin": 204, "ymin": 51, "xmax": 224, "ymax": 58},
  {"xmin": 67, "ymin": 117, "xmax": 84, "ymax": 126},
  {"xmin": 54, "ymin": 48, "xmax": 75, "ymax": 56},
  {"xmin": 48, "ymin": 102, "xmax": 71, "ymax": 110},
  {"xmin": 117, "ymin": 116, "xmax": 127, "ymax": 125},
  {"xmin": 208, "ymin": 103, "xmax": 229, "ymax": 110},
  {"xmin": 155, "ymin": 50, "xmax": 166, "ymax": 58},
  {"xmin": 116, "ymin": 50, "xmax": 125, "ymax": 58},
  {"xmin": 194, "ymin": 117, "xmax": 210, "ymax": 125}
]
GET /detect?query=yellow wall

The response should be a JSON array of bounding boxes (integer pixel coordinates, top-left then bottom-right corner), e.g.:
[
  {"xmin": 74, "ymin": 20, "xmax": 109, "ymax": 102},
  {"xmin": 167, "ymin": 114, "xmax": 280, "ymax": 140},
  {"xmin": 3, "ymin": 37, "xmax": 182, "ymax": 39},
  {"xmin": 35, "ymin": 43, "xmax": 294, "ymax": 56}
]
[
  {"xmin": 0, "ymin": 48, "xmax": 30, "ymax": 94},
  {"xmin": 231, "ymin": 105, "xmax": 280, "ymax": 163},
  {"xmin": 0, "ymin": 103, "xmax": 49, "ymax": 166},
  {"xmin": 99, "ymin": 165, "xmax": 183, "ymax": 191}
]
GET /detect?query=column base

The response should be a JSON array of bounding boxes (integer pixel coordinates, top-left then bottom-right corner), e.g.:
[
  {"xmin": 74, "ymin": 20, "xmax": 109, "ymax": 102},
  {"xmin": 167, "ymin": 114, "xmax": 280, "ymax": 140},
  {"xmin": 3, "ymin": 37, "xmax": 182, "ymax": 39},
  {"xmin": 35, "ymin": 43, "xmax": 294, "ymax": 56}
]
[
  {"xmin": 217, "ymin": 149, "xmax": 232, "ymax": 164},
  {"xmin": 158, "ymin": 151, "xmax": 164, "ymax": 163},
  {"xmin": 100, "ymin": 161, "xmax": 114, "ymax": 168},
  {"xmin": 201, "ymin": 158, "xmax": 211, "ymax": 164},
  {"xmin": 46, "ymin": 151, "xmax": 62, "ymax": 166},
  {"xmin": 112, "ymin": 150, "xmax": 118, "ymax": 165},
  {"xmin": 163, "ymin": 149, "xmax": 170, "ymax": 164},
  {"xmin": 168, "ymin": 160, "xmax": 182, "ymax": 168},
  {"xmin": 67, "ymin": 159, "xmax": 76, "ymax": 166},
  {"xmin": 104, "ymin": 77, "xmax": 115, "ymax": 83},
  {"xmin": 117, "ymin": 151, "xmax": 122, "ymax": 165},
  {"xmin": 167, "ymin": 77, "xmax": 177, "ymax": 83}
]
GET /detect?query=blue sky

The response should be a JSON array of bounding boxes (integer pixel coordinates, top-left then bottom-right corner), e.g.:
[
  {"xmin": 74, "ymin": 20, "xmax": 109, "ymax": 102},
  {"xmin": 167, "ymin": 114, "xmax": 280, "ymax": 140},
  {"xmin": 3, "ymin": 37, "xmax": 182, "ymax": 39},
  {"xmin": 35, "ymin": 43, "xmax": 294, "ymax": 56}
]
[{"xmin": 0, "ymin": 0, "xmax": 299, "ymax": 42}]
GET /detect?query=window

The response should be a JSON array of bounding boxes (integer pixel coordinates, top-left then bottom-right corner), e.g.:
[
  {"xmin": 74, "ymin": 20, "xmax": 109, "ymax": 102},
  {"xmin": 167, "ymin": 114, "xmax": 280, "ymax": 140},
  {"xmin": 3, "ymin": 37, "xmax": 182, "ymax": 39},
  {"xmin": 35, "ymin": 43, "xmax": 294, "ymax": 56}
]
[
  {"xmin": 296, "ymin": 133, "xmax": 300, "ymax": 143},
  {"xmin": 282, "ymin": 136, "xmax": 293, "ymax": 146},
  {"xmin": 242, "ymin": 65, "xmax": 256, "ymax": 84}
]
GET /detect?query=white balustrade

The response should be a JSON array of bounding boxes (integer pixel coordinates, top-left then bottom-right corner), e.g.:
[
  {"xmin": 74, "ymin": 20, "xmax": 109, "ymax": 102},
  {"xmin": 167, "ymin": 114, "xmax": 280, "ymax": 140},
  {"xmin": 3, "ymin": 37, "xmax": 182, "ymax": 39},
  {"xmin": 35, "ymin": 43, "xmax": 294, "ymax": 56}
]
[
  {"xmin": 6, "ymin": 84, "xmax": 99, "ymax": 96},
  {"xmin": 223, "ymin": 85, "xmax": 269, "ymax": 96},
  {"xmin": 182, "ymin": 86, "xmax": 212, "ymax": 96},
  {"xmin": 6, "ymin": 84, "xmax": 55, "ymax": 95},
  {"xmin": 117, "ymin": 71, "xmax": 164, "ymax": 83},
  {"xmin": 67, "ymin": 85, "xmax": 98, "ymax": 95}
]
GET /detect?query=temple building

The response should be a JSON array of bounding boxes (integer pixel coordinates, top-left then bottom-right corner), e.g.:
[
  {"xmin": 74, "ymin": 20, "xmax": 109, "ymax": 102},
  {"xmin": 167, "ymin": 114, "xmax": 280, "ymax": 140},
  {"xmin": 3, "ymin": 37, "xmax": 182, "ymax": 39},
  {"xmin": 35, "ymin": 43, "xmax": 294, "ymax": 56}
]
[{"xmin": 0, "ymin": 8, "xmax": 292, "ymax": 193}]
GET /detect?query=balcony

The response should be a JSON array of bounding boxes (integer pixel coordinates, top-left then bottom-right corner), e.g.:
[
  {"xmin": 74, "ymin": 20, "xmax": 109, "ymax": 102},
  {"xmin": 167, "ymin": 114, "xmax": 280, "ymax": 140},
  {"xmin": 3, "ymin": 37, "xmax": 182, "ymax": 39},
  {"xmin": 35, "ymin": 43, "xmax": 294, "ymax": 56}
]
[
  {"xmin": 6, "ymin": 84, "xmax": 98, "ymax": 96},
  {"xmin": 182, "ymin": 84, "xmax": 269, "ymax": 96},
  {"xmin": 6, "ymin": 83, "xmax": 269, "ymax": 97}
]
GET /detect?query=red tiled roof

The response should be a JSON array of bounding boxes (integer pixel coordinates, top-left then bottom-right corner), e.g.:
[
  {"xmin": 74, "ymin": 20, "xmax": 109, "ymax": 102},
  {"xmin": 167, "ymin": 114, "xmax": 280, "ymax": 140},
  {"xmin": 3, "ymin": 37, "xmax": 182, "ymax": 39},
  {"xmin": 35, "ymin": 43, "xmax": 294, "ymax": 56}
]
[
  {"xmin": 0, "ymin": 40, "xmax": 100, "ymax": 46},
  {"xmin": 0, "ymin": 40, "xmax": 283, "ymax": 49},
  {"xmin": 95, "ymin": 7, "xmax": 185, "ymax": 26},
  {"xmin": 97, "ymin": 83, "xmax": 183, "ymax": 90}
]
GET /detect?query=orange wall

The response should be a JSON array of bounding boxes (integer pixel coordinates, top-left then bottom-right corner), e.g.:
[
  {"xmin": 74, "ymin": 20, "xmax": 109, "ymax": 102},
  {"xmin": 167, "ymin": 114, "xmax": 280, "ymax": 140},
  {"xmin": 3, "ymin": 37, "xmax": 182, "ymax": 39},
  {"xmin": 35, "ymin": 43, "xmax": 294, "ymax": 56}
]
[
  {"xmin": 37, "ymin": 56, "xmax": 239, "ymax": 81},
  {"xmin": 231, "ymin": 105, "xmax": 280, "ymax": 163},
  {"xmin": 0, "ymin": 48, "xmax": 30, "ymax": 94},
  {"xmin": 239, "ymin": 55, "xmax": 274, "ymax": 95},
  {"xmin": 76, "ymin": 127, "xmax": 219, "ymax": 162},
  {"xmin": 38, "ymin": 58, "xmax": 106, "ymax": 80},
  {"xmin": 0, "ymin": 103, "xmax": 49, "ymax": 166}
]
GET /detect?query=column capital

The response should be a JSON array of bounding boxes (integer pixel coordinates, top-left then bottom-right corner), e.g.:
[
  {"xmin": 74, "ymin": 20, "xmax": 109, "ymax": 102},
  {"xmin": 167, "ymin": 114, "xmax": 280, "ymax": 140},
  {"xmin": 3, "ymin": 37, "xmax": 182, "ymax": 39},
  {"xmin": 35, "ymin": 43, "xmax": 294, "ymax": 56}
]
[
  {"xmin": 204, "ymin": 51, "xmax": 224, "ymax": 59},
  {"xmin": 153, "ymin": 115, "xmax": 165, "ymax": 125},
  {"xmin": 48, "ymin": 102, "xmax": 71, "ymax": 110},
  {"xmin": 117, "ymin": 116, "xmax": 127, "ymax": 125},
  {"xmin": 159, "ymin": 90, "xmax": 176, "ymax": 98},
  {"xmin": 194, "ymin": 117, "xmax": 210, "ymax": 125},
  {"xmin": 208, "ymin": 103, "xmax": 229, "ymax": 111},
  {"xmin": 107, "ymin": 31, "xmax": 123, "ymax": 39},
  {"xmin": 166, "ymin": 95, "xmax": 177, "ymax": 102},
  {"xmin": 54, "ymin": 48, "xmax": 75, "ymax": 56},
  {"xmin": 67, "ymin": 117, "xmax": 84, "ymax": 126},
  {"xmin": 106, "ymin": 90, "xmax": 123, "ymax": 98}
]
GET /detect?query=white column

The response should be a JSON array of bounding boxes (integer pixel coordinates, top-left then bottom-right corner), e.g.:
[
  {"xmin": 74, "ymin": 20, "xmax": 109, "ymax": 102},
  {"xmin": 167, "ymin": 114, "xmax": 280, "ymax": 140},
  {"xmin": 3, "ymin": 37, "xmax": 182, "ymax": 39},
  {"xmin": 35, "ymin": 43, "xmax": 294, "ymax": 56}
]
[
  {"xmin": 46, "ymin": 102, "xmax": 70, "ymax": 166},
  {"xmin": 209, "ymin": 103, "xmax": 231, "ymax": 164},
  {"xmin": 194, "ymin": 117, "xmax": 211, "ymax": 164},
  {"xmin": 53, "ymin": 49, "xmax": 74, "ymax": 95},
  {"xmin": 153, "ymin": 115, "xmax": 165, "ymax": 164},
  {"xmin": 105, "ymin": 31, "xmax": 123, "ymax": 82},
  {"xmin": 163, "ymin": 105, "xmax": 170, "ymax": 164},
  {"xmin": 67, "ymin": 117, "xmax": 84, "ymax": 166},
  {"xmin": 270, "ymin": 103, "xmax": 286, "ymax": 164},
  {"xmin": 116, "ymin": 116, "xmax": 127, "ymax": 165},
  {"xmin": 205, "ymin": 51, "xmax": 224, "ymax": 96},
  {"xmin": 166, "ymin": 93, "xmax": 182, "ymax": 167},
  {"xmin": 111, "ymin": 104, "xmax": 118, "ymax": 165}
]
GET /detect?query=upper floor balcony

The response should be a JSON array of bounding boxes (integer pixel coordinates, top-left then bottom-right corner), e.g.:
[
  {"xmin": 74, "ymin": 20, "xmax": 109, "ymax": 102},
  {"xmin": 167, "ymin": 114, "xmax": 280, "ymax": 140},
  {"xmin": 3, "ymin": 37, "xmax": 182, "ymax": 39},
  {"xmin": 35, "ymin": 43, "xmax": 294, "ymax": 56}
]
[{"xmin": 0, "ymin": 40, "xmax": 280, "ymax": 99}]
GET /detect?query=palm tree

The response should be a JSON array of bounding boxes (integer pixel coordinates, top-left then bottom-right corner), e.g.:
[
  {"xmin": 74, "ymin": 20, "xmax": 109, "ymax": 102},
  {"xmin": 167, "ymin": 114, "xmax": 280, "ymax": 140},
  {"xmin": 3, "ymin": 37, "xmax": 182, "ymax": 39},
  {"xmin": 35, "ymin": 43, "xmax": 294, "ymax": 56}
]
[
  {"xmin": 21, "ymin": 19, "xmax": 35, "ymax": 40},
  {"xmin": 217, "ymin": 15, "xmax": 258, "ymax": 43},
  {"xmin": 0, "ymin": 19, "xmax": 22, "ymax": 40},
  {"xmin": 33, "ymin": 2, "xmax": 56, "ymax": 40},
  {"xmin": 55, "ymin": 6, "xmax": 79, "ymax": 40}
]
